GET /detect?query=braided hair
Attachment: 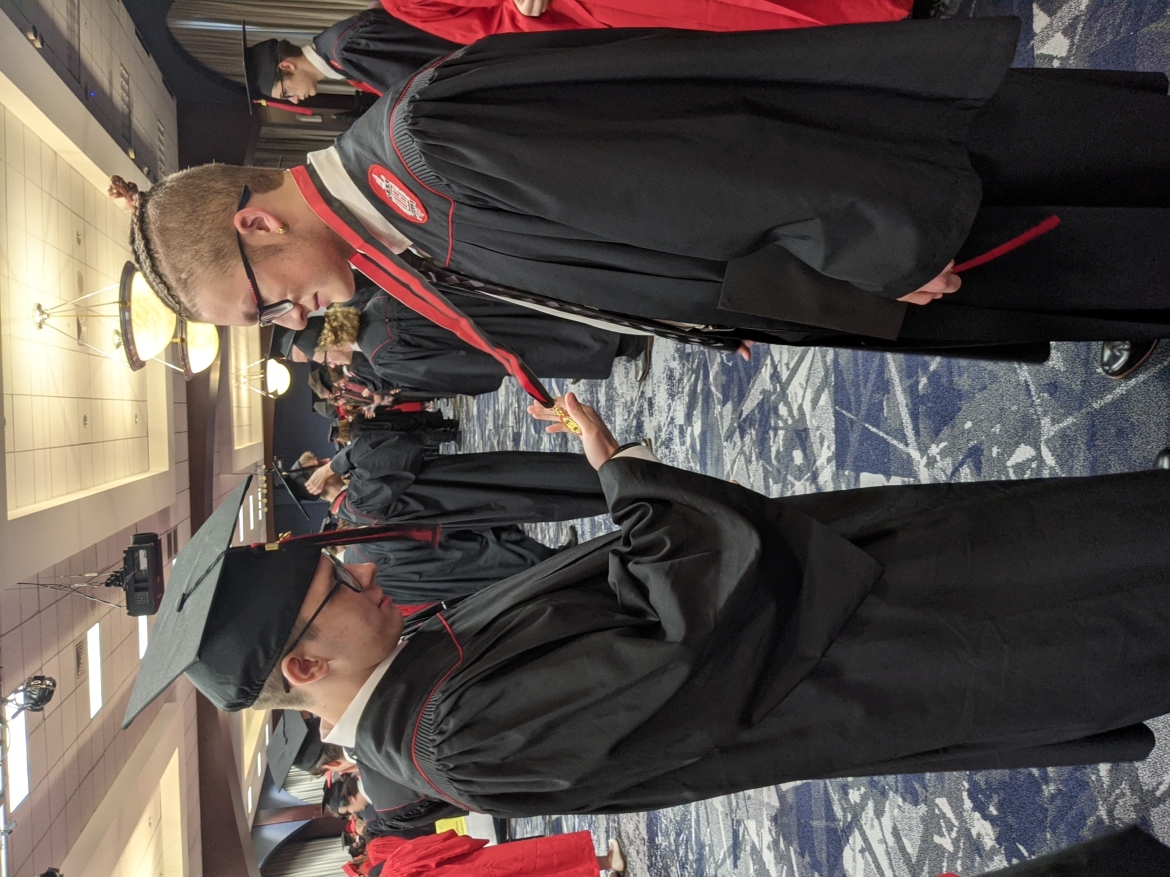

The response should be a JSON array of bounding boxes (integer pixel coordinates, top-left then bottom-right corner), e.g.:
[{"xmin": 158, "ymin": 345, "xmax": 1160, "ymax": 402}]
[{"xmin": 108, "ymin": 175, "xmax": 190, "ymax": 318}]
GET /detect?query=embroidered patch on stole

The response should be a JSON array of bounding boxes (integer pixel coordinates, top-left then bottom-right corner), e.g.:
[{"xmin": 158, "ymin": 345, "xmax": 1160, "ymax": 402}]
[{"xmin": 368, "ymin": 165, "xmax": 429, "ymax": 224}]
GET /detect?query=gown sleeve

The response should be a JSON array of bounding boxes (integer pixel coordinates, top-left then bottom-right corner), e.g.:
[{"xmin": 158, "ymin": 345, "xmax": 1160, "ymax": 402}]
[{"xmin": 338, "ymin": 432, "xmax": 431, "ymax": 522}]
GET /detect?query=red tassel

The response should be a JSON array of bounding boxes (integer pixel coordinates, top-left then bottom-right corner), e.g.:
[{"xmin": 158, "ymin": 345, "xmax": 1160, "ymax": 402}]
[
  {"xmin": 953, "ymin": 215, "xmax": 1061, "ymax": 274},
  {"xmin": 253, "ymin": 98, "xmax": 316, "ymax": 116}
]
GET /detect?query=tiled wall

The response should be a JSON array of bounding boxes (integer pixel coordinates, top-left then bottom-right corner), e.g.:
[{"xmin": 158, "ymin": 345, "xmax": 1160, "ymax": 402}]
[
  {"xmin": 0, "ymin": 475, "xmax": 200, "ymax": 876},
  {"xmin": 0, "ymin": 0, "xmax": 178, "ymax": 181},
  {"xmin": 0, "ymin": 103, "xmax": 157, "ymax": 513}
]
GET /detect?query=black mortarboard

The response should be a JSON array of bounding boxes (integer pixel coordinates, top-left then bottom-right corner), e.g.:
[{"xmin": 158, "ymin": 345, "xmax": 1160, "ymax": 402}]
[
  {"xmin": 267, "ymin": 712, "xmax": 325, "ymax": 788},
  {"xmin": 123, "ymin": 477, "xmax": 441, "ymax": 728},
  {"xmin": 294, "ymin": 317, "xmax": 324, "ymax": 357},
  {"xmin": 269, "ymin": 325, "xmax": 296, "ymax": 360},
  {"xmin": 241, "ymin": 23, "xmax": 312, "ymax": 117},
  {"xmin": 242, "ymin": 23, "xmax": 280, "ymax": 111}
]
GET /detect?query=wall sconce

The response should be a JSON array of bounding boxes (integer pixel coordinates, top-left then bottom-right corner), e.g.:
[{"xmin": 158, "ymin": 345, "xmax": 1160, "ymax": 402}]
[
  {"xmin": 233, "ymin": 358, "xmax": 291, "ymax": 398},
  {"xmin": 34, "ymin": 262, "xmax": 177, "ymax": 371},
  {"xmin": 24, "ymin": 27, "xmax": 42, "ymax": 49}
]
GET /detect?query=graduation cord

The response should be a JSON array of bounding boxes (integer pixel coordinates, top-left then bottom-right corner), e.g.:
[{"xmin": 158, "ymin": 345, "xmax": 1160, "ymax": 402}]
[
  {"xmin": 396, "ymin": 250, "xmax": 744, "ymax": 353},
  {"xmin": 953, "ymin": 215, "xmax": 1061, "ymax": 274}
]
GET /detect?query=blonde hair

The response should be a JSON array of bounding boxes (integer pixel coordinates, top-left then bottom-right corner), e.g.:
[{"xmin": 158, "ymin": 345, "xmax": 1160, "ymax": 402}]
[
  {"xmin": 110, "ymin": 165, "xmax": 286, "ymax": 319},
  {"xmin": 318, "ymin": 306, "xmax": 362, "ymax": 352},
  {"xmin": 297, "ymin": 450, "xmax": 318, "ymax": 468}
]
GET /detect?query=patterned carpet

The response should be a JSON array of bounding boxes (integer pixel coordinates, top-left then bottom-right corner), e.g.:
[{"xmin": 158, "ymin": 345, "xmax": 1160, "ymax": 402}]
[{"xmin": 450, "ymin": 2, "xmax": 1170, "ymax": 874}]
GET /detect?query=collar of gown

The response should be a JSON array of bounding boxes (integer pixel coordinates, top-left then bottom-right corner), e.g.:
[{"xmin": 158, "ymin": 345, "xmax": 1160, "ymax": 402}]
[
  {"xmin": 303, "ymin": 44, "xmax": 345, "ymax": 81},
  {"xmin": 322, "ymin": 640, "xmax": 404, "ymax": 748},
  {"xmin": 306, "ymin": 146, "xmax": 414, "ymax": 253}
]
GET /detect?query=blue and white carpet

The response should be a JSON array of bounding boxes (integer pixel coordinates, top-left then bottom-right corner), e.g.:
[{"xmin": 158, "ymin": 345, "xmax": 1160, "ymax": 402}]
[{"xmin": 453, "ymin": 2, "xmax": 1170, "ymax": 873}]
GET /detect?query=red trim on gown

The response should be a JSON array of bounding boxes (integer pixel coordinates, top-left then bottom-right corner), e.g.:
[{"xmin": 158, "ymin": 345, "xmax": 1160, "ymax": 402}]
[
  {"xmin": 365, "ymin": 830, "xmax": 599, "ymax": 877},
  {"xmin": 381, "ymin": 0, "xmax": 913, "ymax": 45}
]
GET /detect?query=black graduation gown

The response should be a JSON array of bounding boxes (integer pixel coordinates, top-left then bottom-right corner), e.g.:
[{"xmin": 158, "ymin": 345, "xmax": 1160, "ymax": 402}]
[
  {"xmin": 323, "ymin": 20, "xmax": 1170, "ymax": 348},
  {"xmin": 351, "ymin": 408, "xmax": 460, "ymax": 450},
  {"xmin": 312, "ymin": 8, "xmax": 459, "ymax": 96},
  {"xmin": 350, "ymin": 458, "xmax": 1170, "ymax": 817},
  {"xmin": 344, "ymin": 354, "xmax": 455, "ymax": 403},
  {"xmin": 343, "ymin": 525, "xmax": 555, "ymax": 605},
  {"xmin": 335, "ymin": 429, "xmax": 608, "ymax": 528},
  {"xmin": 980, "ymin": 828, "xmax": 1170, "ymax": 877},
  {"xmin": 357, "ymin": 285, "xmax": 629, "ymax": 397},
  {"xmin": 358, "ymin": 760, "xmax": 465, "ymax": 835}
]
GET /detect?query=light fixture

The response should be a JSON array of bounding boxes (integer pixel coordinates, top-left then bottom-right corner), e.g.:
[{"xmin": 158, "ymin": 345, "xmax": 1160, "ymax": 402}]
[
  {"xmin": 4, "ymin": 702, "xmax": 28, "ymax": 810},
  {"xmin": 232, "ymin": 357, "xmax": 290, "ymax": 398},
  {"xmin": 87, "ymin": 623, "xmax": 103, "ymax": 718},
  {"xmin": 24, "ymin": 27, "xmax": 42, "ymax": 49},
  {"xmin": 177, "ymin": 319, "xmax": 220, "ymax": 378},
  {"xmin": 138, "ymin": 615, "xmax": 149, "ymax": 659},
  {"xmin": 33, "ymin": 262, "xmax": 177, "ymax": 372},
  {"xmin": 265, "ymin": 359, "xmax": 291, "ymax": 396},
  {"xmin": 119, "ymin": 262, "xmax": 176, "ymax": 368}
]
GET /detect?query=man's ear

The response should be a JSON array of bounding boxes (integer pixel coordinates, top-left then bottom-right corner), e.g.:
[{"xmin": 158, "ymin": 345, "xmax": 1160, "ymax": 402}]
[
  {"xmin": 278, "ymin": 58, "xmax": 298, "ymax": 74},
  {"xmin": 234, "ymin": 207, "xmax": 287, "ymax": 240},
  {"xmin": 282, "ymin": 652, "xmax": 329, "ymax": 687}
]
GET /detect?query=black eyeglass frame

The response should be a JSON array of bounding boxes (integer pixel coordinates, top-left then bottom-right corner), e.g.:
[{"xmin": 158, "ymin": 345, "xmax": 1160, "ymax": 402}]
[
  {"xmin": 279, "ymin": 554, "xmax": 362, "ymax": 693},
  {"xmin": 237, "ymin": 185, "xmax": 296, "ymax": 327}
]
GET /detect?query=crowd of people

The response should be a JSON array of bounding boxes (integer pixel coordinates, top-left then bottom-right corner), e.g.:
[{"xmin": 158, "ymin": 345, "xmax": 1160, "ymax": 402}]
[{"xmin": 111, "ymin": 1, "xmax": 1170, "ymax": 875}]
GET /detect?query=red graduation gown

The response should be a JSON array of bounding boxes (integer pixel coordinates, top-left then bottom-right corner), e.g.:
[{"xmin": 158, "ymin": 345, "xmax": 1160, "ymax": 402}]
[
  {"xmin": 366, "ymin": 830, "xmax": 598, "ymax": 877},
  {"xmin": 380, "ymin": 0, "xmax": 913, "ymax": 44}
]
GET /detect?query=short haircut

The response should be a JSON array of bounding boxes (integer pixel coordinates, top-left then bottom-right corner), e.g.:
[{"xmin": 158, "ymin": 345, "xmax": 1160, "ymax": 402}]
[
  {"xmin": 308, "ymin": 742, "xmax": 348, "ymax": 777},
  {"xmin": 250, "ymin": 607, "xmax": 319, "ymax": 711},
  {"xmin": 128, "ymin": 164, "xmax": 287, "ymax": 319},
  {"xmin": 276, "ymin": 39, "xmax": 303, "ymax": 63},
  {"xmin": 323, "ymin": 773, "xmax": 361, "ymax": 815}
]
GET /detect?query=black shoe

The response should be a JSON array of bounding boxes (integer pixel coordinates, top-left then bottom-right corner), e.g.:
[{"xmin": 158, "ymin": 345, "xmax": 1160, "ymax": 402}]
[
  {"xmin": 1156, "ymin": 448, "xmax": 1170, "ymax": 470},
  {"xmin": 635, "ymin": 336, "xmax": 654, "ymax": 383},
  {"xmin": 1100, "ymin": 340, "xmax": 1158, "ymax": 379},
  {"xmin": 559, "ymin": 525, "xmax": 579, "ymax": 550}
]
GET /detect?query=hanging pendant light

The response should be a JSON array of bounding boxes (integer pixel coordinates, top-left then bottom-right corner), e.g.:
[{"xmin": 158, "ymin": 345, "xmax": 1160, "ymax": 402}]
[{"xmin": 178, "ymin": 319, "xmax": 221, "ymax": 378}]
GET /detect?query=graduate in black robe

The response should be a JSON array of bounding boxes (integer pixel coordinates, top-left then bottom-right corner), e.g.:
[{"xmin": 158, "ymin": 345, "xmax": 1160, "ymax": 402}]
[
  {"xmin": 342, "ymin": 524, "xmax": 558, "ymax": 606},
  {"xmin": 337, "ymin": 285, "xmax": 644, "ymax": 397},
  {"xmin": 312, "ymin": 8, "xmax": 459, "ymax": 97},
  {"xmin": 284, "ymin": 18, "xmax": 1168, "ymax": 361},
  {"xmin": 124, "ymin": 401, "xmax": 1170, "ymax": 821},
  {"xmin": 324, "ymin": 427, "xmax": 609, "ymax": 528}
]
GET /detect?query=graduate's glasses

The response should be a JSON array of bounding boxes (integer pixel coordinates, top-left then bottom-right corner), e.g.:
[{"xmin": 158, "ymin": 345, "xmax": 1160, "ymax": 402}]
[
  {"xmin": 237, "ymin": 186, "xmax": 296, "ymax": 327},
  {"xmin": 279, "ymin": 554, "xmax": 363, "ymax": 693}
]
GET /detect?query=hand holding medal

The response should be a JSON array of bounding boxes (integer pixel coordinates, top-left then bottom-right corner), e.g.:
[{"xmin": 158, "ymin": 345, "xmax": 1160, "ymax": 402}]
[{"xmin": 528, "ymin": 393, "xmax": 621, "ymax": 471}]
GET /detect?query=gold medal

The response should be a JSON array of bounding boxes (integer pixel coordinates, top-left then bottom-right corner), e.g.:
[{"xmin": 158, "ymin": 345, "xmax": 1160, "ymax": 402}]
[{"xmin": 550, "ymin": 405, "xmax": 583, "ymax": 436}]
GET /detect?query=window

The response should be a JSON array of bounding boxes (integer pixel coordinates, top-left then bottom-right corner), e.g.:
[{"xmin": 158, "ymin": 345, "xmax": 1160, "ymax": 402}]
[
  {"xmin": 87, "ymin": 623, "xmax": 103, "ymax": 717},
  {"xmin": 138, "ymin": 615, "xmax": 149, "ymax": 659},
  {"xmin": 4, "ymin": 703, "xmax": 28, "ymax": 810}
]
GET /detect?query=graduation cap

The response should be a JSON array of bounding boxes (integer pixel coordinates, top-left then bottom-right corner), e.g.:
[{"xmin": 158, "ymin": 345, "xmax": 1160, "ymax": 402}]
[
  {"xmin": 123, "ymin": 476, "xmax": 441, "ymax": 728},
  {"xmin": 294, "ymin": 317, "xmax": 324, "ymax": 358},
  {"xmin": 269, "ymin": 325, "xmax": 296, "ymax": 361},
  {"xmin": 241, "ymin": 22, "xmax": 316, "ymax": 117},
  {"xmin": 267, "ymin": 711, "xmax": 326, "ymax": 788}
]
